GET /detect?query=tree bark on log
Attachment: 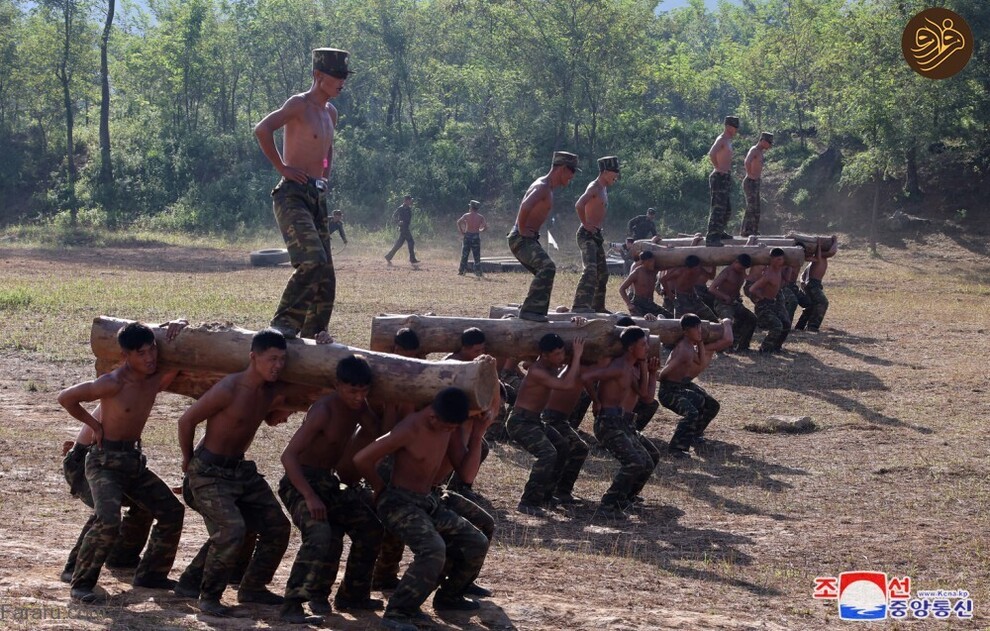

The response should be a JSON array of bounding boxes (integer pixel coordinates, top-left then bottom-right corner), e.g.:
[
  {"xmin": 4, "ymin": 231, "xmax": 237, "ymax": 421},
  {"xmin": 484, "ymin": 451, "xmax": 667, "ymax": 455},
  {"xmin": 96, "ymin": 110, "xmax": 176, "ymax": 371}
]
[
  {"xmin": 485, "ymin": 307, "xmax": 725, "ymax": 343},
  {"xmin": 91, "ymin": 317, "xmax": 497, "ymax": 411},
  {"xmin": 371, "ymin": 315, "xmax": 672, "ymax": 360},
  {"xmin": 628, "ymin": 243, "xmax": 806, "ymax": 268},
  {"xmin": 642, "ymin": 234, "xmax": 837, "ymax": 258}
]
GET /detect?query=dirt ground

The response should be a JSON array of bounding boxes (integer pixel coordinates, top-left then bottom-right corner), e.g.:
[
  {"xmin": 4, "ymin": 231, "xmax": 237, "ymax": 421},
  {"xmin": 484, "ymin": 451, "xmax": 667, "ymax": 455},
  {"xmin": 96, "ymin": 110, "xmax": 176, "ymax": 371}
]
[{"xmin": 0, "ymin": 231, "xmax": 988, "ymax": 630}]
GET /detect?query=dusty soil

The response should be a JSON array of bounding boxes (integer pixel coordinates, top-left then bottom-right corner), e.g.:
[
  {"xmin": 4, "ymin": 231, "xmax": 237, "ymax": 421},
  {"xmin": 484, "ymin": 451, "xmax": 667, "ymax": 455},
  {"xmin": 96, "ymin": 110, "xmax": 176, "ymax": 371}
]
[{"xmin": 0, "ymin": 232, "xmax": 987, "ymax": 630}]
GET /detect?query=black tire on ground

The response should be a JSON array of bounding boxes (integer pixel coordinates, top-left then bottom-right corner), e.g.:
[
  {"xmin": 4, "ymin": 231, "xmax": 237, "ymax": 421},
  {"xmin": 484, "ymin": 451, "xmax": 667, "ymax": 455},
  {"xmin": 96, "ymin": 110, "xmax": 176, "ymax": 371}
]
[{"xmin": 249, "ymin": 248, "xmax": 290, "ymax": 266}]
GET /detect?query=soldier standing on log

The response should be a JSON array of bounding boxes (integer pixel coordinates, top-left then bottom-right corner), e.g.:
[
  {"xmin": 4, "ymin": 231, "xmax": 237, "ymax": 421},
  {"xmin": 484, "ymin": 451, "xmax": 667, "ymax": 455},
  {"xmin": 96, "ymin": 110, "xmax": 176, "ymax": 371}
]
[
  {"xmin": 255, "ymin": 48, "xmax": 353, "ymax": 343},
  {"xmin": 572, "ymin": 156, "xmax": 621, "ymax": 313},
  {"xmin": 508, "ymin": 151, "xmax": 579, "ymax": 322},
  {"xmin": 742, "ymin": 132, "xmax": 773, "ymax": 236},
  {"xmin": 705, "ymin": 116, "xmax": 739, "ymax": 246}
]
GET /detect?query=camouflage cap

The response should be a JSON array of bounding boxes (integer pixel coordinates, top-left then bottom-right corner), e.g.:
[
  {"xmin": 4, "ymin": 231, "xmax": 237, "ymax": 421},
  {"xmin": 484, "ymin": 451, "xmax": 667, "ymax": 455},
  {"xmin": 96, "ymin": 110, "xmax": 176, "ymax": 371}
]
[
  {"xmin": 647, "ymin": 207, "xmax": 656, "ymax": 215},
  {"xmin": 469, "ymin": 200, "xmax": 480, "ymax": 209},
  {"xmin": 724, "ymin": 115, "xmax": 740, "ymax": 128},
  {"xmin": 551, "ymin": 151, "xmax": 580, "ymax": 171},
  {"xmin": 598, "ymin": 156, "xmax": 620, "ymax": 173},
  {"xmin": 760, "ymin": 132, "xmax": 774, "ymax": 146},
  {"xmin": 313, "ymin": 48, "xmax": 353, "ymax": 78}
]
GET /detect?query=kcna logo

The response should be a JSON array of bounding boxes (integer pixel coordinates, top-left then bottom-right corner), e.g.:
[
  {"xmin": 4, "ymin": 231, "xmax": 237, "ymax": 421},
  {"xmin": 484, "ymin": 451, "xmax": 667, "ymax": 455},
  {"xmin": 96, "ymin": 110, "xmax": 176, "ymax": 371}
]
[
  {"xmin": 902, "ymin": 8, "xmax": 973, "ymax": 79},
  {"xmin": 814, "ymin": 572, "xmax": 974, "ymax": 621}
]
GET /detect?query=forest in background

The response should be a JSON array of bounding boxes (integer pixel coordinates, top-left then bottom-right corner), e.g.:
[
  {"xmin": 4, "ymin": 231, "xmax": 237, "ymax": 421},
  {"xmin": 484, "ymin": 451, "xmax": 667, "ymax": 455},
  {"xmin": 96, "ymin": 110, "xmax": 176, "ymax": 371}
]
[{"xmin": 0, "ymin": 0, "xmax": 987, "ymax": 239}]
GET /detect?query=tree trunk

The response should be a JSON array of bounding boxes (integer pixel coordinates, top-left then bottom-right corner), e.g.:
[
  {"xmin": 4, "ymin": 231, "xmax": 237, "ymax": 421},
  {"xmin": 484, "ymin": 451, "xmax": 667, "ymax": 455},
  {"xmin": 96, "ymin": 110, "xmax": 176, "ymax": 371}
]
[
  {"xmin": 59, "ymin": 0, "xmax": 77, "ymax": 225},
  {"xmin": 869, "ymin": 169, "xmax": 881, "ymax": 255},
  {"xmin": 90, "ymin": 317, "xmax": 498, "ymax": 411},
  {"xmin": 370, "ymin": 315, "xmax": 667, "ymax": 361},
  {"xmin": 485, "ymin": 307, "xmax": 726, "ymax": 343},
  {"xmin": 99, "ymin": 0, "xmax": 115, "ymax": 217},
  {"xmin": 629, "ymin": 243, "xmax": 806, "ymax": 269},
  {"xmin": 904, "ymin": 145, "xmax": 922, "ymax": 198}
]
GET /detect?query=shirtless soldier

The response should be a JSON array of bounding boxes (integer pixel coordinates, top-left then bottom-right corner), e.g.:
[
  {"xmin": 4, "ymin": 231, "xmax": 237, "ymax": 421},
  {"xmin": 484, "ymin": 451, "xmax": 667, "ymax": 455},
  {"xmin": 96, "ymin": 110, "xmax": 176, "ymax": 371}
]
[
  {"xmin": 58, "ymin": 321, "xmax": 188, "ymax": 604},
  {"xmin": 506, "ymin": 335, "xmax": 587, "ymax": 515},
  {"xmin": 457, "ymin": 200, "xmax": 487, "ymax": 277},
  {"xmin": 709, "ymin": 253, "xmax": 758, "ymax": 352},
  {"xmin": 742, "ymin": 132, "xmax": 773, "ymax": 236},
  {"xmin": 572, "ymin": 156, "xmax": 621, "ymax": 313},
  {"xmin": 705, "ymin": 116, "xmax": 740, "ymax": 246},
  {"xmin": 278, "ymin": 355, "xmax": 384, "ymax": 624},
  {"xmin": 354, "ymin": 388, "xmax": 491, "ymax": 631},
  {"xmin": 508, "ymin": 151, "xmax": 579, "ymax": 322},
  {"xmin": 255, "ymin": 48, "xmax": 353, "ymax": 343},
  {"xmin": 795, "ymin": 237, "xmax": 836, "ymax": 332},
  {"xmin": 581, "ymin": 327, "xmax": 658, "ymax": 519},
  {"xmin": 177, "ymin": 329, "xmax": 294, "ymax": 616},
  {"xmin": 749, "ymin": 247, "xmax": 791, "ymax": 353},
  {"xmin": 665, "ymin": 255, "xmax": 718, "ymax": 322},
  {"xmin": 618, "ymin": 250, "xmax": 673, "ymax": 318},
  {"xmin": 658, "ymin": 316, "xmax": 734, "ymax": 458}
]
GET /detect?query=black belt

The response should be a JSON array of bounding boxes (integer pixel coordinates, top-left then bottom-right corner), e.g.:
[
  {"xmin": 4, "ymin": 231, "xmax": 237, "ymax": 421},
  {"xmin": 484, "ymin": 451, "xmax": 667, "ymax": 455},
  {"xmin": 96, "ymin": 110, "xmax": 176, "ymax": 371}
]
[
  {"xmin": 197, "ymin": 447, "xmax": 245, "ymax": 468},
  {"xmin": 101, "ymin": 439, "xmax": 141, "ymax": 451}
]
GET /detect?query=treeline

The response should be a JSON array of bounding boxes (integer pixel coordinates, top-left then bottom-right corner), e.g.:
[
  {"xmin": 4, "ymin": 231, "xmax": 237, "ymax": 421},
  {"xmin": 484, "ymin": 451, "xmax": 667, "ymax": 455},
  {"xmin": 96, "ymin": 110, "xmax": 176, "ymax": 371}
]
[{"xmin": 0, "ymin": 0, "xmax": 986, "ymax": 236}]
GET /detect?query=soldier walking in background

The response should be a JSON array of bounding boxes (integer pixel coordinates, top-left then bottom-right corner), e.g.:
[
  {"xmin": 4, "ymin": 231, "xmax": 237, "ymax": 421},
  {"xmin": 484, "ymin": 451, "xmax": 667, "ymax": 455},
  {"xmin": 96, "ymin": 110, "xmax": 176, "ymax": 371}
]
[
  {"xmin": 385, "ymin": 195, "xmax": 420, "ymax": 265},
  {"xmin": 742, "ymin": 132, "xmax": 773, "ymax": 236},
  {"xmin": 628, "ymin": 207, "xmax": 658, "ymax": 241}
]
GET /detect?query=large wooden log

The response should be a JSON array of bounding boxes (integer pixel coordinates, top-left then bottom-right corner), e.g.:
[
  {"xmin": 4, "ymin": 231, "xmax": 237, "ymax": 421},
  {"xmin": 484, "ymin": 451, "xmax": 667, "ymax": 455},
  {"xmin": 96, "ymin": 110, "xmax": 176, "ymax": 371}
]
[
  {"xmin": 644, "ymin": 233, "xmax": 837, "ymax": 258},
  {"xmin": 91, "ymin": 317, "xmax": 497, "ymax": 410},
  {"xmin": 628, "ymin": 243, "xmax": 805, "ymax": 268},
  {"xmin": 485, "ymin": 307, "xmax": 725, "ymax": 344},
  {"xmin": 370, "ymin": 315, "xmax": 665, "ymax": 361}
]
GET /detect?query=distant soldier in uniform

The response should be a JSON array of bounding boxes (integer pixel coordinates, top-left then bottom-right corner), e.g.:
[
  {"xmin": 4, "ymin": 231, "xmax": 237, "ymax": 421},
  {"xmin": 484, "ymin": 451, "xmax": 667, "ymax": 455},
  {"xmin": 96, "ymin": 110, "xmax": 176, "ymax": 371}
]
[
  {"xmin": 573, "ymin": 156, "xmax": 621, "ymax": 313},
  {"xmin": 328, "ymin": 209, "xmax": 348, "ymax": 244},
  {"xmin": 278, "ymin": 355, "xmax": 384, "ymax": 624},
  {"xmin": 749, "ymin": 248, "xmax": 791, "ymax": 353},
  {"xmin": 580, "ymin": 327, "xmax": 658, "ymax": 519},
  {"xmin": 457, "ymin": 200, "xmax": 487, "ymax": 277},
  {"xmin": 658, "ymin": 316, "xmax": 734, "ymax": 458},
  {"xmin": 796, "ymin": 237, "xmax": 836, "ymax": 332},
  {"xmin": 628, "ymin": 207, "xmax": 658, "ymax": 240},
  {"xmin": 506, "ymin": 334, "xmax": 587, "ymax": 514},
  {"xmin": 709, "ymin": 253, "xmax": 758, "ymax": 352},
  {"xmin": 255, "ymin": 48, "xmax": 353, "ymax": 343},
  {"xmin": 177, "ymin": 329, "xmax": 295, "ymax": 616},
  {"xmin": 354, "ymin": 388, "xmax": 492, "ymax": 631},
  {"xmin": 57, "ymin": 321, "xmax": 188, "ymax": 604},
  {"xmin": 508, "ymin": 151, "xmax": 579, "ymax": 322},
  {"xmin": 618, "ymin": 251, "xmax": 672, "ymax": 318},
  {"xmin": 742, "ymin": 132, "xmax": 773, "ymax": 236},
  {"xmin": 385, "ymin": 195, "xmax": 420, "ymax": 265},
  {"xmin": 705, "ymin": 116, "xmax": 740, "ymax": 246}
]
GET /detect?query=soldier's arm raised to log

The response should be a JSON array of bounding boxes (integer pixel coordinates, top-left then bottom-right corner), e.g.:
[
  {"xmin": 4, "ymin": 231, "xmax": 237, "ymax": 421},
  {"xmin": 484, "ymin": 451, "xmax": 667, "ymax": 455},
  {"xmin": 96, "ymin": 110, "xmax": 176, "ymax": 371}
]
[
  {"xmin": 701, "ymin": 319, "xmax": 734, "ymax": 361},
  {"xmin": 154, "ymin": 319, "xmax": 189, "ymax": 391},
  {"xmin": 447, "ymin": 410, "xmax": 496, "ymax": 487},
  {"xmin": 641, "ymin": 356, "xmax": 660, "ymax": 402},
  {"xmin": 280, "ymin": 400, "xmax": 333, "ymax": 521},
  {"xmin": 177, "ymin": 378, "xmax": 235, "ymax": 472},
  {"xmin": 57, "ymin": 375, "xmax": 124, "ymax": 448},
  {"xmin": 353, "ymin": 421, "xmax": 415, "ymax": 500},
  {"xmin": 531, "ymin": 339, "xmax": 586, "ymax": 391},
  {"xmin": 708, "ymin": 267, "xmax": 734, "ymax": 304},
  {"xmin": 618, "ymin": 271, "xmax": 637, "ymax": 309}
]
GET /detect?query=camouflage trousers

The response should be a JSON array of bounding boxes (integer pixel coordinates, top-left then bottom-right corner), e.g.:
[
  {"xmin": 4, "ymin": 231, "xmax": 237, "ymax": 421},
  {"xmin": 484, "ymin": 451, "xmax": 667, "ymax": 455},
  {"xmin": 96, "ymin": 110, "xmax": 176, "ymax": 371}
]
[
  {"xmin": 507, "ymin": 229, "xmax": 555, "ymax": 317},
  {"xmin": 593, "ymin": 408, "xmax": 655, "ymax": 509},
  {"xmin": 796, "ymin": 279, "xmax": 829, "ymax": 331},
  {"xmin": 271, "ymin": 178, "xmax": 335, "ymax": 338},
  {"xmin": 506, "ymin": 408, "xmax": 569, "ymax": 505},
  {"xmin": 623, "ymin": 411, "xmax": 662, "ymax": 499},
  {"xmin": 658, "ymin": 380, "xmax": 720, "ymax": 451},
  {"xmin": 185, "ymin": 449, "xmax": 290, "ymax": 601},
  {"xmin": 631, "ymin": 294, "xmax": 673, "ymax": 318},
  {"xmin": 62, "ymin": 443, "xmax": 152, "ymax": 574},
  {"xmin": 176, "ymin": 474, "xmax": 257, "ymax": 592},
  {"xmin": 573, "ymin": 227, "xmax": 608, "ymax": 312},
  {"xmin": 695, "ymin": 283, "xmax": 717, "ymax": 312},
  {"xmin": 458, "ymin": 233, "xmax": 482, "ymax": 275},
  {"xmin": 782, "ymin": 282, "xmax": 811, "ymax": 323},
  {"xmin": 705, "ymin": 171, "xmax": 733, "ymax": 243},
  {"xmin": 632, "ymin": 398, "xmax": 660, "ymax": 432},
  {"xmin": 755, "ymin": 298, "xmax": 791, "ymax": 352},
  {"xmin": 278, "ymin": 468, "xmax": 382, "ymax": 604},
  {"xmin": 741, "ymin": 177, "xmax": 761, "ymax": 236},
  {"xmin": 71, "ymin": 445, "xmax": 184, "ymax": 590},
  {"xmin": 714, "ymin": 300, "xmax": 757, "ymax": 351},
  {"xmin": 385, "ymin": 225, "xmax": 417, "ymax": 262},
  {"xmin": 541, "ymin": 410, "xmax": 591, "ymax": 496},
  {"xmin": 377, "ymin": 486, "xmax": 489, "ymax": 617},
  {"xmin": 674, "ymin": 291, "xmax": 718, "ymax": 322}
]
